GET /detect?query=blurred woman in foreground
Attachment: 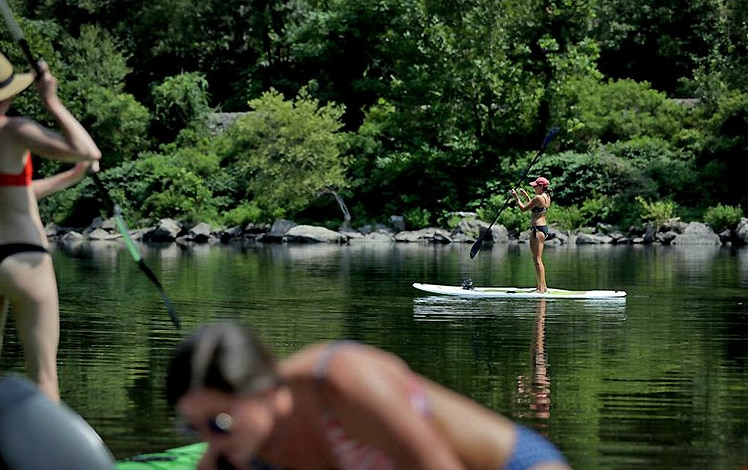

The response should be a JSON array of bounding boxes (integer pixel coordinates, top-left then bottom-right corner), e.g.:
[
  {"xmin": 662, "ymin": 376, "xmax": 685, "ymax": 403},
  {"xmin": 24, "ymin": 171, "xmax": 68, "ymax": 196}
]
[{"xmin": 166, "ymin": 322, "xmax": 571, "ymax": 470}]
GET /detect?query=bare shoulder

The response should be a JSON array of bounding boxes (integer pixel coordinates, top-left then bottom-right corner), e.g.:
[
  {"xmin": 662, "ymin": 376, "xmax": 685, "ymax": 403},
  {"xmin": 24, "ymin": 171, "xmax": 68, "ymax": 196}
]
[
  {"xmin": 0, "ymin": 116, "xmax": 40, "ymax": 144},
  {"xmin": 291, "ymin": 342, "xmax": 410, "ymax": 394},
  {"xmin": 329, "ymin": 342, "xmax": 407, "ymax": 373},
  {"xmin": 279, "ymin": 342, "xmax": 354, "ymax": 376},
  {"xmin": 2, "ymin": 115, "xmax": 34, "ymax": 132},
  {"xmin": 0, "ymin": 117, "xmax": 30, "ymax": 159},
  {"xmin": 277, "ymin": 343, "xmax": 325, "ymax": 376}
]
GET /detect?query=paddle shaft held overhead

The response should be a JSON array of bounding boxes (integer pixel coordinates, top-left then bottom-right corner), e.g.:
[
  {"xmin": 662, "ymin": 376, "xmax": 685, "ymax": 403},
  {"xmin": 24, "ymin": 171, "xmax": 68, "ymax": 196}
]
[{"xmin": 469, "ymin": 126, "xmax": 559, "ymax": 259}]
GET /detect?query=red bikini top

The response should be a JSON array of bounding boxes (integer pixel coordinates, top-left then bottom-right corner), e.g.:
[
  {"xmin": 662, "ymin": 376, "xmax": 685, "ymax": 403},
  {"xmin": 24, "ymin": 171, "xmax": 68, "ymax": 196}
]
[{"xmin": 0, "ymin": 153, "xmax": 33, "ymax": 186}]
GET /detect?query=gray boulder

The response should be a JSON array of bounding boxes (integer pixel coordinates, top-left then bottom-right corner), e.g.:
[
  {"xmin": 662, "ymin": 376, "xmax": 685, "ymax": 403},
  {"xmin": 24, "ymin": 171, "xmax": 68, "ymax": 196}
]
[
  {"xmin": 736, "ymin": 218, "xmax": 748, "ymax": 245},
  {"xmin": 187, "ymin": 222, "xmax": 213, "ymax": 243},
  {"xmin": 656, "ymin": 231, "xmax": 678, "ymax": 245},
  {"xmin": 395, "ymin": 228, "xmax": 452, "ymax": 243},
  {"xmin": 260, "ymin": 219, "xmax": 298, "ymax": 243},
  {"xmin": 575, "ymin": 232, "xmax": 613, "ymax": 244},
  {"xmin": 357, "ymin": 232, "xmax": 396, "ymax": 243},
  {"xmin": 671, "ymin": 222, "xmax": 721, "ymax": 245},
  {"xmin": 283, "ymin": 225, "xmax": 348, "ymax": 244},
  {"xmin": 145, "ymin": 218, "xmax": 182, "ymax": 242},
  {"xmin": 87, "ymin": 228, "xmax": 121, "ymax": 241}
]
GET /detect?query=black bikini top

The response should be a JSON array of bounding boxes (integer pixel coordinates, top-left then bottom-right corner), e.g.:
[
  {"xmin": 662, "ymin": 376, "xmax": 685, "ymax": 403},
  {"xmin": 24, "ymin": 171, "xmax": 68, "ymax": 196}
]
[{"xmin": 531, "ymin": 194, "xmax": 550, "ymax": 213}]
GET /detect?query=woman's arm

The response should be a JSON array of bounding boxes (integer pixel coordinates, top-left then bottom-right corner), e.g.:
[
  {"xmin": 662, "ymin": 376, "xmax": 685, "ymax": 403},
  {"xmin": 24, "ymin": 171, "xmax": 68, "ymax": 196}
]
[
  {"xmin": 11, "ymin": 61, "xmax": 101, "ymax": 163},
  {"xmin": 32, "ymin": 161, "xmax": 96, "ymax": 199},
  {"xmin": 322, "ymin": 346, "xmax": 466, "ymax": 470},
  {"xmin": 512, "ymin": 189, "xmax": 535, "ymax": 212}
]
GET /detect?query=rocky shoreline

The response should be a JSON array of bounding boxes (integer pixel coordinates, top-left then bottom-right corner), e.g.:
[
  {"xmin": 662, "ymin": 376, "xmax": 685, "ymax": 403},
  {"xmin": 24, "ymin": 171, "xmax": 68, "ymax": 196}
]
[{"xmin": 47, "ymin": 213, "xmax": 748, "ymax": 249}]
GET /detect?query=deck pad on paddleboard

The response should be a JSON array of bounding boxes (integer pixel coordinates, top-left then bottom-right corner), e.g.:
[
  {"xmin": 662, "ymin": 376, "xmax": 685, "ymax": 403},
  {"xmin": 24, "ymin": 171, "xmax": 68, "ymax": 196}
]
[{"xmin": 413, "ymin": 283, "xmax": 626, "ymax": 299}]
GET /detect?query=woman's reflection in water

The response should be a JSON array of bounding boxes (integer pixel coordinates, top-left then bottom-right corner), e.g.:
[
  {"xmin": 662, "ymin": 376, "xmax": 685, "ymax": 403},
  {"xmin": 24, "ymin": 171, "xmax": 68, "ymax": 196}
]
[{"xmin": 514, "ymin": 299, "xmax": 551, "ymax": 433}]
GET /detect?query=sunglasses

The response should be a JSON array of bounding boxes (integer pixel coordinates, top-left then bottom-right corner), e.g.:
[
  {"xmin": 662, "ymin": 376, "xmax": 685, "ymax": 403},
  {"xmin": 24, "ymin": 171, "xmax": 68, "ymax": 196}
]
[{"xmin": 179, "ymin": 412, "xmax": 234, "ymax": 437}]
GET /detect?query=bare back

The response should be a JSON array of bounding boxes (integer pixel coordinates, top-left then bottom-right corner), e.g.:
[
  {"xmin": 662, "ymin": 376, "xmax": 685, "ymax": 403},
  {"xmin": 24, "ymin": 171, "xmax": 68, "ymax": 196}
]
[
  {"xmin": 0, "ymin": 117, "xmax": 47, "ymax": 246},
  {"xmin": 276, "ymin": 343, "xmax": 526, "ymax": 470}
]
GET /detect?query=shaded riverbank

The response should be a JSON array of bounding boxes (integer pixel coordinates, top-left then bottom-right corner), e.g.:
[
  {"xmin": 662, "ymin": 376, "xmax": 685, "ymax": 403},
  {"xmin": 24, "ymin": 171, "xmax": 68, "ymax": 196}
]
[{"xmin": 47, "ymin": 213, "xmax": 748, "ymax": 250}]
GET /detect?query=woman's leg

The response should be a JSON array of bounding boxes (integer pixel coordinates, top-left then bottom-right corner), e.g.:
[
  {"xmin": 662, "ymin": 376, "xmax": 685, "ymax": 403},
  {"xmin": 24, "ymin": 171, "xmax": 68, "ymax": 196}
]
[
  {"xmin": 529, "ymin": 231, "xmax": 547, "ymax": 292},
  {"xmin": 0, "ymin": 254, "xmax": 60, "ymax": 401}
]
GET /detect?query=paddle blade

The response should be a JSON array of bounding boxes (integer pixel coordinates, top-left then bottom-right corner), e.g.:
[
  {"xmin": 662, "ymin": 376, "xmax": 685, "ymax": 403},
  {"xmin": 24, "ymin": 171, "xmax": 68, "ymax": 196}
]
[
  {"xmin": 541, "ymin": 125, "xmax": 560, "ymax": 149},
  {"xmin": 469, "ymin": 237, "xmax": 483, "ymax": 259}
]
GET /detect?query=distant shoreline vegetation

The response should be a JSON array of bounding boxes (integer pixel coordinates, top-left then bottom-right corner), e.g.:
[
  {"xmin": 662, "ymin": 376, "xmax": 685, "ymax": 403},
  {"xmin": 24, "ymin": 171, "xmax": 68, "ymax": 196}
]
[{"xmin": 18, "ymin": 2, "xmax": 747, "ymax": 239}]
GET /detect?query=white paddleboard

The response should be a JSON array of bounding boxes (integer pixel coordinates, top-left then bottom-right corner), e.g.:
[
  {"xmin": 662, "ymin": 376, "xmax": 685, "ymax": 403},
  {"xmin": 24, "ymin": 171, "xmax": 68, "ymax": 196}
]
[{"xmin": 413, "ymin": 283, "xmax": 627, "ymax": 299}]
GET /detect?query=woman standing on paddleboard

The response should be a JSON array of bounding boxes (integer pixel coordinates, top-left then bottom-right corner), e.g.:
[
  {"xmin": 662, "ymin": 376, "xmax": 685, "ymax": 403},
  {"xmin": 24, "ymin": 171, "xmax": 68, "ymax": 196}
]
[
  {"xmin": 511, "ymin": 176, "xmax": 551, "ymax": 293},
  {"xmin": 0, "ymin": 52, "xmax": 101, "ymax": 401},
  {"xmin": 166, "ymin": 321, "xmax": 571, "ymax": 470}
]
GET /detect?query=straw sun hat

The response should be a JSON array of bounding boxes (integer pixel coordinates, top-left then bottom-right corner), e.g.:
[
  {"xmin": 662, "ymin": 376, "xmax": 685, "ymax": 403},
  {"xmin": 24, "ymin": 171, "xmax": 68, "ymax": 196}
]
[{"xmin": 0, "ymin": 52, "xmax": 33, "ymax": 102}]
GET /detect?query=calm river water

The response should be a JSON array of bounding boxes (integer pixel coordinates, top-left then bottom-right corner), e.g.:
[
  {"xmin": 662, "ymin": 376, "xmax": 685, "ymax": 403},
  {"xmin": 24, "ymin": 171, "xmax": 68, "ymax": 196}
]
[{"xmin": 2, "ymin": 240, "xmax": 747, "ymax": 469}]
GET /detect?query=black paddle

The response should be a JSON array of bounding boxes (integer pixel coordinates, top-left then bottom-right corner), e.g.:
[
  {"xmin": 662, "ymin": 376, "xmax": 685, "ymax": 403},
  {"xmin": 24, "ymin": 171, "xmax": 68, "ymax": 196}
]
[
  {"xmin": 0, "ymin": 0, "xmax": 41, "ymax": 77},
  {"xmin": 469, "ymin": 126, "xmax": 560, "ymax": 259},
  {"xmin": 0, "ymin": 1, "xmax": 180, "ymax": 329}
]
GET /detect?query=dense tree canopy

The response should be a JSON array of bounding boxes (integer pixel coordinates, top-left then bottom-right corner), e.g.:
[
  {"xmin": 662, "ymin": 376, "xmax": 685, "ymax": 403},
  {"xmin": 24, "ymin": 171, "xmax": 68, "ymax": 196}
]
[{"xmin": 3, "ymin": 0, "xmax": 744, "ymax": 230}]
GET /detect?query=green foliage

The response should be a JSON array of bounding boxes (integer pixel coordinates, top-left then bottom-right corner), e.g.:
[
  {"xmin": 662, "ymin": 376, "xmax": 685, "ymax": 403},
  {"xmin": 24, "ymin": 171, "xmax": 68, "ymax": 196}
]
[
  {"xmin": 437, "ymin": 211, "xmax": 463, "ymax": 231},
  {"xmin": 559, "ymin": 78, "xmax": 688, "ymax": 149},
  {"xmin": 221, "ymin": 203, "xmax": 265, "ymax": 227},
  {"xmin": 3, "ymin": 21, "xmax": 151, "ymax": 169},
  {"xmin": 702, "ymin": 204, "xmax": 744, "ymax": 232},
  {"xmin": 151, "ymin": 72, "xmax": 212, "ymax": 142},
  {"xmin": 636, "ymin": 196, "xmax": 677, "ymax": 226},
  {"xmin": 503, "ymin": 194, "xmax": 616, "ymax": 232},
  {"xmin": 90, "ymin": 146, "xmax": 223, "ymax": 226},
  {"xmin": 59, "ymin": 25, "xmax": 132, "ymax": 95},
  {"xmin": 592, "ymin": 0, "xmax": 717, "ymax": 94},
  {"xmin": 552, "ymin": 204, "xmax": 585, "ymax": 231},
  {"xmin": 51, "ymin": 26, "xmax": 152, "ymax": 165},
  {"xmin": 687, "ymin": 0, "xmax": 748, "ymax": 95},
  {"xmin": 403, "ymin": 207, "xmax": 432, "ymax": 230},
  {"xmin": 578, "ymin": 192, "xmax": 615, "ymax": 227},
  {"xmin": 602, "ymin": 138, "xmax": 701, "ymax": 206},
  {"xmin": 500, "ymin": 205, "xmax": 530, "ymax": 233},
  {"xmin": 1, "ymin": 18, "xmax": 63, "ymax": 122},
  {"xmin": 224, "ymin": 87, "xmax": 348, "ymax": 222},
  {"xmin": 140, "ymin": 168, "xmax": 216, "ymax": 224},
  {"xmin": 604, "ymin": 136, "xmax": 688, "ymax": 164},
  {"xmin": 36, "ymin": 170, "xmax": 98, "ymax": 226},
  {"xmin": 85, "ymin": 87, "xmax": 151, "ymax": 167},
  {"xmin": 535, "ymin": 149, "xmax": 647, "ymax": 208},
  {"xmin": 11, "ymin": 0, "xmax": 748, "ymax": 231},
  {"xmin": 473, "ymin": 189, "xmax": 530, "ymax": 234},
  {"xmin": 692, "ymin": 90, "xmax": 748, "ymax": 209}
]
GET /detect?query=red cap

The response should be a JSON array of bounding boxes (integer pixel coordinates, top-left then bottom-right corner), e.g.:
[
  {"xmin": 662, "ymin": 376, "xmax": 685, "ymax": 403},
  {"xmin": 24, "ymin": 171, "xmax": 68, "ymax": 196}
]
[{"xmin": 530, "ymin": 177, "xmax": 550, "ymax": 187}]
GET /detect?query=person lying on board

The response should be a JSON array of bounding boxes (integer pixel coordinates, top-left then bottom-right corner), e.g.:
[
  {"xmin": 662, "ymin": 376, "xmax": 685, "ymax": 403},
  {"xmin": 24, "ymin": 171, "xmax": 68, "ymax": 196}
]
[{"xmin": 165, "ymin": 321, "xmax": 571, "ymax": 470}]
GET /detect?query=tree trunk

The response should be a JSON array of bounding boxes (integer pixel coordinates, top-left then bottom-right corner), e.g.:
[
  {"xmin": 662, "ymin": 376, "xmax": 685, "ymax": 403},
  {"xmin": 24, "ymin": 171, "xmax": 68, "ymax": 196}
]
[{"xmin": 320, "ymin": 187, "xmax": 351, "ymax": 229}]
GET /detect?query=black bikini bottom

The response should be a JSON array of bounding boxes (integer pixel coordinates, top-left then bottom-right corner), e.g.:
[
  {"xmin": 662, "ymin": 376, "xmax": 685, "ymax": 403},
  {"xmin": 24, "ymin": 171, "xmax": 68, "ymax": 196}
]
[
  {"xmin": 530, "ymin": 225, "xmax": 550, "ymax": 236},
  {"xmin": 0, "ymin": 243, "xmax": 50, "ymax": 265}
]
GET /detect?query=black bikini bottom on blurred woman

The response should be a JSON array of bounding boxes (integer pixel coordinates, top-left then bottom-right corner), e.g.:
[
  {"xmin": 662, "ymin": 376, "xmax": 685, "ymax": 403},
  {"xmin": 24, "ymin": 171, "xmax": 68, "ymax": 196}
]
[{"xmin": 0, "ymin": 243, "xmax": 49, "ymax": 266}]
